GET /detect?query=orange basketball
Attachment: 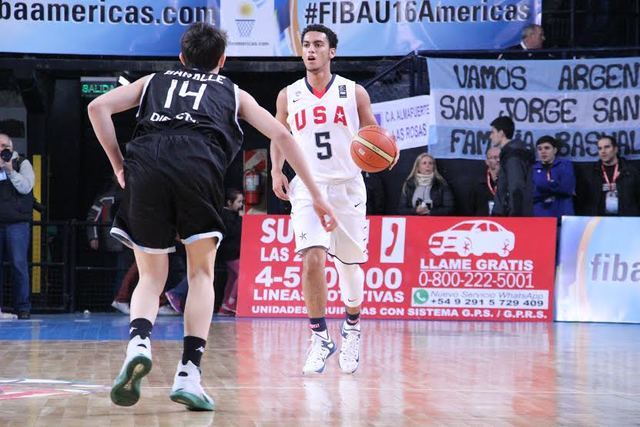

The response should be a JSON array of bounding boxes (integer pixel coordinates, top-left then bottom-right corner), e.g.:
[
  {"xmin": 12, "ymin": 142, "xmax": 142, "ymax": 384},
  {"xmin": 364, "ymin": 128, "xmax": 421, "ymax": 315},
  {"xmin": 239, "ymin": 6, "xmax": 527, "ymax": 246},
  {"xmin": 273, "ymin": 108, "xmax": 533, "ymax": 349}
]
[{"xmin": 350, "ymin": 125, "xmax": 397, "ymax": 173}]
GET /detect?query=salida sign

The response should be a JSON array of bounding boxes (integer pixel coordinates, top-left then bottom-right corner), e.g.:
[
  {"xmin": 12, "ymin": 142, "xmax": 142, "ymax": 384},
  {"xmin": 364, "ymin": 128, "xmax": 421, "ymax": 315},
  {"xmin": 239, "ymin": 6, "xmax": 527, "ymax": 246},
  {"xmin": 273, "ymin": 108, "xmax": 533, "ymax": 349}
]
[{"xmin": 237, "ymin": 216, "xmax": 556, "ymax": 321}]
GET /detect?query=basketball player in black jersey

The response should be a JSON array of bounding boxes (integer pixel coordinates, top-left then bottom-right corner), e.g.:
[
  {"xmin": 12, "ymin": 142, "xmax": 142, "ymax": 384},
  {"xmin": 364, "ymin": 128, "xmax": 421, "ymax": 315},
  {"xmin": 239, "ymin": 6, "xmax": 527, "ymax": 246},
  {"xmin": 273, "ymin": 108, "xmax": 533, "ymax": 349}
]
[{"xmin": 88, "ymin": 22, "xmax": 336, "ymax": 411}]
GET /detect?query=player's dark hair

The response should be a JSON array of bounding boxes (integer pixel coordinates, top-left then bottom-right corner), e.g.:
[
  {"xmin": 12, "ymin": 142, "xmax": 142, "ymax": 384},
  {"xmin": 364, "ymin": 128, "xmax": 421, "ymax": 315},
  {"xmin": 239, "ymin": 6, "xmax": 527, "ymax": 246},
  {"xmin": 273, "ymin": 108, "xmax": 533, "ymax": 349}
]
[
  {"xmin": 301, "ymin": 24, "xmax": 338, "ymax": 49},
  {"xmin": 180, "ymin": 22, "xmax": 227, "ymax": 71},
  {"xmin": 599, "ymin": 135, "xmax": 617, "ymax": 148},
  {"xmin": 490, "ymin": 116, "xmax": 515, "ymax": 140}
]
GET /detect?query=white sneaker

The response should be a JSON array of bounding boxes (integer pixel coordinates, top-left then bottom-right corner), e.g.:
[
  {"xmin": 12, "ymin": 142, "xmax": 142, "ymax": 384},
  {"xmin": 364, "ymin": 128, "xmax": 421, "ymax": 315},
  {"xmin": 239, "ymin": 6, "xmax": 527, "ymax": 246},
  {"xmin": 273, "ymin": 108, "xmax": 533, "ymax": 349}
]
[
  {"xmin": 111, "ymin": 300, "xmax": 130, "ymax": 314},
  {"xmin": 302, "ymin": 331, "xmax": 336, "ymax": 374},
  {"xmin": 157, "ymin": 304, "xmax": 179, "ymax": 316},
  {"xmin": 339, "ymin": 321, "xmax": 361, "ymax": 374},
  {"xmin": 110, "ymin": 336, "xmax": 153, "ymax": 406},
  {"xmin": 170, "ymin": 360, "xmax": 214, "ymax": 411}
]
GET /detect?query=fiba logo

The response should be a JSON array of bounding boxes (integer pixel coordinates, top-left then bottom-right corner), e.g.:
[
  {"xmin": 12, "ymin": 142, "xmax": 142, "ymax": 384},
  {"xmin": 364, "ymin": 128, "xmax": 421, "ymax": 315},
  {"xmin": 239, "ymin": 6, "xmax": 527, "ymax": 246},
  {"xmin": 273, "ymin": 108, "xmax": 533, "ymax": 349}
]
[{"xmin": 380, "ymin": 218, "xmax": 405, "ymax": 263}]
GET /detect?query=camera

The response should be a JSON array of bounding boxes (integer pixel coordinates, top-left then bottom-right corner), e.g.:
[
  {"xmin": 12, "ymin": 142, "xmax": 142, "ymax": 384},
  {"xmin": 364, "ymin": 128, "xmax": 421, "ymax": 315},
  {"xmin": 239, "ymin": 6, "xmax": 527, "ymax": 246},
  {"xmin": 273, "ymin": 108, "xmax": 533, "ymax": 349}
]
[{"xmin": 0, "ymin": 148, "xmax": 11, "ymax": 162}]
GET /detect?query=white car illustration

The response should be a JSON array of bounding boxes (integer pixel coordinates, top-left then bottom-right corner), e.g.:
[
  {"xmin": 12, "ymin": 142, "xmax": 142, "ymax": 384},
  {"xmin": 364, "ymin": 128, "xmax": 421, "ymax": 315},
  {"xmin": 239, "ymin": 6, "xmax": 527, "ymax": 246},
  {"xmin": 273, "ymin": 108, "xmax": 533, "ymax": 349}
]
[{"xmin": 428, "ymin": 220, "xmax": 515, "ymax": 257}]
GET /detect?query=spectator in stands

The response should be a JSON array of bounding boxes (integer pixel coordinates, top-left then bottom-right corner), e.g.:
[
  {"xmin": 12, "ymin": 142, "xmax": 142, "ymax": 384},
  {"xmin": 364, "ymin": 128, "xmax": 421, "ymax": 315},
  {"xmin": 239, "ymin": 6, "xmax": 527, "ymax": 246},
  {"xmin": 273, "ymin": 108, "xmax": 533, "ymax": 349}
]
[
  {"xmin": 0, "ymin": 133, "xmax": 34, "ymax": 319},
  {"xmin": 472, "ymin": 147, "xmax": 501, "ymax": 216},
  {"xmin": 490, "ymin": 116, "xmax": 535, "ymax": 217},
  {"xmin": 532, "ymin": 136, "xmax": 575, "ymax": 218},
  {"xmin": 398, "ymin": 153, "xmax": 454, "ymax": 216},
  {"xmin": 218, "ymin": 189, "xmax": 244, "ymax": 316},
  {"xmin": 86, "ymin": 175, "xmax": 134, "ymax": 313},
  {"xmin": 576, "ymin": 135, "xmax": 640, "ymax": 216},
  {"xmin": 499, "ymin": 24, "xmax": 550, "ymax": 59}
]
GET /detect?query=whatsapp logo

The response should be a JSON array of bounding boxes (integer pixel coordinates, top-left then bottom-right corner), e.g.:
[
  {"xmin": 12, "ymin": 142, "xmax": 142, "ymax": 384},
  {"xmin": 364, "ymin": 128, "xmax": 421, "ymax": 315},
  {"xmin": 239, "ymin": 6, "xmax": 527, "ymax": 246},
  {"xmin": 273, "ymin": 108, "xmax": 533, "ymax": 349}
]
[{"xmin": 413, "ymin": 288, "xmax": 429, "ymax": 306}]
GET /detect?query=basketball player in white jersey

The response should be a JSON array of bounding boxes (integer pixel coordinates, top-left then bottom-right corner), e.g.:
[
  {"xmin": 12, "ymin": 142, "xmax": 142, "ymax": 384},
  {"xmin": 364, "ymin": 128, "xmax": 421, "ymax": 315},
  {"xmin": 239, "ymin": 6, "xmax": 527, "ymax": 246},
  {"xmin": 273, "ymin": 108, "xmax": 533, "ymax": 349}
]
[{"xmin": 271, "ymin": 24, "xmax": 395, "ymax": 374}]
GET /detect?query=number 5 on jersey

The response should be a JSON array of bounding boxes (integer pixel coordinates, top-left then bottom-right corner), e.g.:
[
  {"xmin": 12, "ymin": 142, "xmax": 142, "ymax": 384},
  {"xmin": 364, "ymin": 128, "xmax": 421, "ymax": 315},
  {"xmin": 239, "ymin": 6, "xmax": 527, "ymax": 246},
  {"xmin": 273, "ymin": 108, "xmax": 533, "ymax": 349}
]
[{"xmin": 315, "ymin": 131, "xmax": 332, "ymax": 160}]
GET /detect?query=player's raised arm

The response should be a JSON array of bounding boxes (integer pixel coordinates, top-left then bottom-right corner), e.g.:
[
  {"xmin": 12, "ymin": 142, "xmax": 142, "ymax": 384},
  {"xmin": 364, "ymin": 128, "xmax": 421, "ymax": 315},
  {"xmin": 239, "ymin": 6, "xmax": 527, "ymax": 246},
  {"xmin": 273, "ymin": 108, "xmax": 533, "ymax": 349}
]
[
  {"xmin": 270, "ymin": 88, "xmax": 291, "ymax": 201},
  {"xmin": 87, "ymin": 75, "xmax": 152, "ymax": 187},
  {"xmin": 237, "ymin": 89, "xmax": 337, "ymax": 231}
]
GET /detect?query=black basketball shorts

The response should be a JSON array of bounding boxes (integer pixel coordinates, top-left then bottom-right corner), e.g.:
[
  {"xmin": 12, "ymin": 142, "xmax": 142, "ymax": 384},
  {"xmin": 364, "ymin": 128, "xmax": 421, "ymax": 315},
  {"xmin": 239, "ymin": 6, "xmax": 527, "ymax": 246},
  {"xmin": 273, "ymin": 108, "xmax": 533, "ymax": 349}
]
[{"xmin": 111, "ymin": 132, "xmax": 226, "ymax": 253}]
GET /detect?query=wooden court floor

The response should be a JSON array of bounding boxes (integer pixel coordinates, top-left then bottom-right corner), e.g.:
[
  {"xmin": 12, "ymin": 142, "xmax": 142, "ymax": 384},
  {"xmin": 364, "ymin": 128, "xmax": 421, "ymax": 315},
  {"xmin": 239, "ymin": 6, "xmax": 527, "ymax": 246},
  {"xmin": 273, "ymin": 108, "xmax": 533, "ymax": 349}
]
[{"xmin": 1, "ymin": 314, "xmax": 639, "ymax": 426}]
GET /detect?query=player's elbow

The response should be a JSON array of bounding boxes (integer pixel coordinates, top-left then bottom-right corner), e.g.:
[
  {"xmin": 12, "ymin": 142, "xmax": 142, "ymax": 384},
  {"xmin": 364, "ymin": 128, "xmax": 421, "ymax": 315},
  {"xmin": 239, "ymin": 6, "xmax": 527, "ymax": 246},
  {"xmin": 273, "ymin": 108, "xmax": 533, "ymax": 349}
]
[
  {"xmin": 87, "ymin": 98, "xmax": 105, "ymax": 119},
  {"xmin": 87, "ymin": 96, "xmax": 112, "ymax": 119}
]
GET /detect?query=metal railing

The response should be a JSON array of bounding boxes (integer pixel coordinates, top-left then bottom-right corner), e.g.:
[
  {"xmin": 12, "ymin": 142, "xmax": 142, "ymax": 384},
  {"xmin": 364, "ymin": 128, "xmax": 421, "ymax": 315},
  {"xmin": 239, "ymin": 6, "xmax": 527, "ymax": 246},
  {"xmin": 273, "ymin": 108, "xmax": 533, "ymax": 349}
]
[{"xmin": 1, "ymin": 220, "xmax": 228, "ymax": 313}]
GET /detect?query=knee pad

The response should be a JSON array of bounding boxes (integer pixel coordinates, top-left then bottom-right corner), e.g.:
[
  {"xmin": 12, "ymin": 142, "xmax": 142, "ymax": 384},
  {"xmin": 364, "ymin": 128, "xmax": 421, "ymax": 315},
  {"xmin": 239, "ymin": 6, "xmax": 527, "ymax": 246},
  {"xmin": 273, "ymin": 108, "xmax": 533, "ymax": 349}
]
[{"xmin": 334, "ymin": 261, "xmax": 364, "ymax": 308}]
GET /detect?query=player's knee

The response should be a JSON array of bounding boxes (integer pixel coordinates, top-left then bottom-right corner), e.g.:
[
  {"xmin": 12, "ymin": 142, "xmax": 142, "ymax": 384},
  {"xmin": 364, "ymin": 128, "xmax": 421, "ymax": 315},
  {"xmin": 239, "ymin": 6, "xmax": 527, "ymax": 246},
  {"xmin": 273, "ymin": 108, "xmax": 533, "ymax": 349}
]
[
  {"xmin": 302, "ymin": 248, "xmax": 325, "ymax": 274},
  {"xmin": 187, "ymin": 265, "xmax": 214, "ymax": 287}
]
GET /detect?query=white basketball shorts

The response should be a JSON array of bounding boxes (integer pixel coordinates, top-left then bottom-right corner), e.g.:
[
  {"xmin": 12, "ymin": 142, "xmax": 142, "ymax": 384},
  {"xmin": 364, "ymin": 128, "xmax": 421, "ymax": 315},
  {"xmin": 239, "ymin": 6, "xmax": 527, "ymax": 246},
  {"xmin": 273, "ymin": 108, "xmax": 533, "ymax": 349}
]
[{"xmin": 289, "ymin": 174, "xmax": 369, "ymax": 264}]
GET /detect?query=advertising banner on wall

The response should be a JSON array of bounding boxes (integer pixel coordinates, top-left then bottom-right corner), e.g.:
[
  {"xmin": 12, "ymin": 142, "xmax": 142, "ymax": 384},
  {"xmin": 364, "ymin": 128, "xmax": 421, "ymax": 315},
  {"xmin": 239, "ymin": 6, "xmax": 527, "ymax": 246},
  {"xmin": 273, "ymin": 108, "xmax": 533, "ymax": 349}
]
[
  {"xmin": 0, "ymin": 0, "xmax": 540, "ymax": 57},
  {"xmin": 237, "ymin": 215, "xmax": 556, "ymax": 321},
  {"xmin": 556, "ymin": 216, "xmax": 640, "ymax": 323},
  {"xmin": 371, "ymin": 95, "xmax": 433, "ymax": 151},
  {"xmin": 427, "ymin": 57, "xmax": 640, "ymax": 162}
]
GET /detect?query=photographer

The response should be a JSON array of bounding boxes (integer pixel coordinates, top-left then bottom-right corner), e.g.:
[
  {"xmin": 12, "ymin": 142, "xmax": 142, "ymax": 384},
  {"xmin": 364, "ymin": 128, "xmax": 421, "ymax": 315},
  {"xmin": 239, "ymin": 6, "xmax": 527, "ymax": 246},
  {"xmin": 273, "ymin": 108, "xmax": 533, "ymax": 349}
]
[
  {"xmin": 397, "ymin": 153, "xmax": 454, "ymax": 216},
  {"xmin": 0, "ymin": 133, "xmax": 35, "ymax": 319}
]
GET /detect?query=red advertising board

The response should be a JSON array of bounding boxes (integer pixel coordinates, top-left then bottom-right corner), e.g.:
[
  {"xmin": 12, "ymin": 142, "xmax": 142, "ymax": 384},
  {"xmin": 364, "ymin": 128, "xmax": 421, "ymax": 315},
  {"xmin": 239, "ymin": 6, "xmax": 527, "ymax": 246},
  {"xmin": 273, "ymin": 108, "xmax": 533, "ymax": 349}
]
[{"xmin": 237, "ymin": 216, "xmax": 556, "ymax": 321}]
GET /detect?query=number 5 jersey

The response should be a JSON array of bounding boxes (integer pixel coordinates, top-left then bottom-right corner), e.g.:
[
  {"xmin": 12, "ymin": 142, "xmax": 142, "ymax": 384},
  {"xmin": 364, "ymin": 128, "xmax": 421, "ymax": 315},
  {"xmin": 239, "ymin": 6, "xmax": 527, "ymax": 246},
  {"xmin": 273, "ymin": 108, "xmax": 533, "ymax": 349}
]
[{"xmin": 286, "ymin": 74, "xmax": 360, "ymax": 183}]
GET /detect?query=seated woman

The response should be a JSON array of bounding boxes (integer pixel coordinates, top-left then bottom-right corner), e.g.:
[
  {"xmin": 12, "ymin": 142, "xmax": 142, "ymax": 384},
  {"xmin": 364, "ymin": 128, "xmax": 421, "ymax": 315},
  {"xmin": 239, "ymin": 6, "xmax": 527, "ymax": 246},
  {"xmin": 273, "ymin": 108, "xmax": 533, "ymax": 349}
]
[
  {"xmin": 532, "ymin": 135, "xmax": 575, "ymax": 218},
  {"xmin": 398, "ymin": 153, "xmax": 454, "ymax": 216}
]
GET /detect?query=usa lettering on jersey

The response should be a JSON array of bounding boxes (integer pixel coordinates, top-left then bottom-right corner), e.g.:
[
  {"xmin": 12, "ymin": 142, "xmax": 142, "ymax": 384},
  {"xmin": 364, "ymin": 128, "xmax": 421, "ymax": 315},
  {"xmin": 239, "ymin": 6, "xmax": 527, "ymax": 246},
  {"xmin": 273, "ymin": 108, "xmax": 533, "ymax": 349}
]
[{"xmin": 293, "ymin": 105, "xmax": 347, "ymax": 131}]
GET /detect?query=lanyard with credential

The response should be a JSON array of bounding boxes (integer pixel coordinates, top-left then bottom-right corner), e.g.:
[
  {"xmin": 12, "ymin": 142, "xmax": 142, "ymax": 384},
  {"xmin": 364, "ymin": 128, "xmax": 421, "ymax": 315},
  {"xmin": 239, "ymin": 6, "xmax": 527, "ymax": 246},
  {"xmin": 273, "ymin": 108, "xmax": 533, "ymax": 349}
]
[
  {"xmin": 486, "ymin": 170, "xmax": 497, "ymax": 196},
  {"xmin": 602, "ymin": 163, "xmax": 619, "ymax": 188}
]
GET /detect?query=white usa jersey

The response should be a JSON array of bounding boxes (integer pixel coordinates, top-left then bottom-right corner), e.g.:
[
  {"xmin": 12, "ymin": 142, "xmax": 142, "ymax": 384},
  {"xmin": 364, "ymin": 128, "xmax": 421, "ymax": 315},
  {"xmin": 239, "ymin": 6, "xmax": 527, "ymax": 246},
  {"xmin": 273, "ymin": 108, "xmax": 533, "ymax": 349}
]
[{"xmin": 286, "ymin": 74, "xmax": 360, "ymax": 183}]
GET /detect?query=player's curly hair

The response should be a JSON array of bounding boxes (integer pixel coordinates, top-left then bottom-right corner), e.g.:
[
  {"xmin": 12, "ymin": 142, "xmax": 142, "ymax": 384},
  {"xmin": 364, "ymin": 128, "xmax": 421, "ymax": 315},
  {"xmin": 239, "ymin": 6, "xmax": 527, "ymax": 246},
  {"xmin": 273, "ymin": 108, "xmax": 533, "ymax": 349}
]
[
  {"xmin": 301, "ymin": 24, "xmax": 338, "ymax": 49},
  {"xmin": 180, "ymin": 22, "xmax": 227, "ymax": 71}
]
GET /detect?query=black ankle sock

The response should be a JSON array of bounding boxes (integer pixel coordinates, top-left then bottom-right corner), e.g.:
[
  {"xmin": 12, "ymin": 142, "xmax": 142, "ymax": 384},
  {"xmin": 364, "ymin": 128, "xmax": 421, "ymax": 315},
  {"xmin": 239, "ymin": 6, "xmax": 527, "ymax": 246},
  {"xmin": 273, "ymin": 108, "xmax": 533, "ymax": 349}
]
[
  {"xmin": 309, "ymin": 317, "xmax": 327, "ymax": 334},
  {"xmin": 346, "ymin": 312, "xmax": 360, "ymax": 326},
  {"xmin": 129, "ymin": 318, "xmax": 153, "ymax": 340},
  {"xmin": 182, "ymin": 336, "xmax": 207, "ymax": 368}
]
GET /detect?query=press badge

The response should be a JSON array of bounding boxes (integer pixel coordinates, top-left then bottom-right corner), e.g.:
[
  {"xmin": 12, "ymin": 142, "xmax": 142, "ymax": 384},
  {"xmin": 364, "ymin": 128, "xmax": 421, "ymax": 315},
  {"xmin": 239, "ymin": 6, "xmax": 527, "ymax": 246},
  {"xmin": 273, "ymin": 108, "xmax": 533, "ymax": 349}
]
[
  {"xmin": 605, "ymin": 191, "xmax": 619, "ymax": 214},
  {"xmin": 488, "ymin": 200, "xmax": 495, "ymax": 215}
]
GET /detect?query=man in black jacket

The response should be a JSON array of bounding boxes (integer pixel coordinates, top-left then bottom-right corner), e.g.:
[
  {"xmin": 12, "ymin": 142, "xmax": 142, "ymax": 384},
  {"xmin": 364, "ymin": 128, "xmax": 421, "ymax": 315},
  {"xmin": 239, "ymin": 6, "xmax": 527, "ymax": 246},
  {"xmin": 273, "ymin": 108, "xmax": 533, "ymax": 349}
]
[
  {"xmin": 576, "ymin": 136, "xmax": 640, "ymax": 216},
  {"xmin": 0, "ymin": 133, "xmax": 34, "ymax": 319},
  {"xmin": 489, "ymin": 117, "xmax": 535, "ymax": 217}
]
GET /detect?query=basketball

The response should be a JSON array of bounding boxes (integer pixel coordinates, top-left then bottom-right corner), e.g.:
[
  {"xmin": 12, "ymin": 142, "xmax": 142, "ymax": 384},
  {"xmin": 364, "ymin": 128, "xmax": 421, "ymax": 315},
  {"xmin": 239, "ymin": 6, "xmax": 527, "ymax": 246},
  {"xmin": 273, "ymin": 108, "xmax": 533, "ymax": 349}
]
[{"xmin": 350, "ymin": 125, "xmax": 397, "ymax": 173}]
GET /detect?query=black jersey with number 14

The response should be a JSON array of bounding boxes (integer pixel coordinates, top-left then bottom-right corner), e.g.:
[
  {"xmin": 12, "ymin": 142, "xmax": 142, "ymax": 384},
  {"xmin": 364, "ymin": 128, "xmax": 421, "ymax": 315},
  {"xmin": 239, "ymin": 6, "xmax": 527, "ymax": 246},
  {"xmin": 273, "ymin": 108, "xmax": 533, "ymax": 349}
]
[{"xmin": 134, "ymin": 68, "xmax": 243, "ymax": 165}]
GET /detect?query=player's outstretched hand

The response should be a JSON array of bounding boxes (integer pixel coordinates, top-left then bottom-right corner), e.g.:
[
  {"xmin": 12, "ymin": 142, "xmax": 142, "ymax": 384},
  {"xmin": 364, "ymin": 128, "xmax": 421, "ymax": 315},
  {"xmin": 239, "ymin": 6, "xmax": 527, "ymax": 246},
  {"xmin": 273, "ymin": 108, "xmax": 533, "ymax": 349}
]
[
  {"xmin": 271, "ymin": 170, "xmax": 290, "ymax": 200},
  {"xmin": 313, "ymin": 197, "xmax": 338, "ymax": 232}
]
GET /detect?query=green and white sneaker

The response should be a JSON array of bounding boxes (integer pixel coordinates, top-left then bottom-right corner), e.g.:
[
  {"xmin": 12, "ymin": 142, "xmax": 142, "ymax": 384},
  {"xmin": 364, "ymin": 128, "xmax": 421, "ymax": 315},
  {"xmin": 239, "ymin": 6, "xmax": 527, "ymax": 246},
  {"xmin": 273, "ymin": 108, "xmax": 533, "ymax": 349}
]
[
  {"xmin": 110, "ymin": 336, "xmax": 153, "ymax": 406},
  {"xmin": 170, "ymin": 361, "xmax": 214, "ymax": 411}
]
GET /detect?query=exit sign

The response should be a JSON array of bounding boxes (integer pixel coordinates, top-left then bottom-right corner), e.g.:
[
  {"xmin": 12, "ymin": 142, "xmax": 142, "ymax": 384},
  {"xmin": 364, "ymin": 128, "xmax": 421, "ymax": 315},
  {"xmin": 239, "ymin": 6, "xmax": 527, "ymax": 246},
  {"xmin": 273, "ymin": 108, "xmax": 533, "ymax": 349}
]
[{"xmin": 80, "ymin": 77, "xmax": 117, "ymax": 97}]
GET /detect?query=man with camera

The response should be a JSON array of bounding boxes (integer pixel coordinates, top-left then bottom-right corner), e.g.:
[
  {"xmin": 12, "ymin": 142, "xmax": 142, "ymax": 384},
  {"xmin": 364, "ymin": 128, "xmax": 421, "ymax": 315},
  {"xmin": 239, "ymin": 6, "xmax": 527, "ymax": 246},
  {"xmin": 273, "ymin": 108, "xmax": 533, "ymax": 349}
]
[{"xmin": 0, "ymin": 133, "xmax": 35, "ymax": 319}]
